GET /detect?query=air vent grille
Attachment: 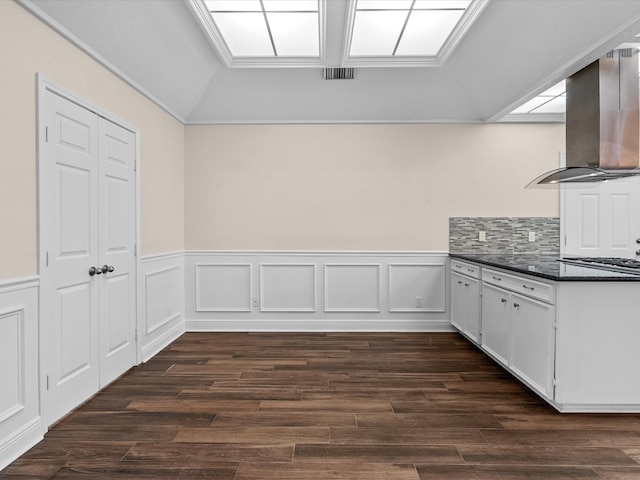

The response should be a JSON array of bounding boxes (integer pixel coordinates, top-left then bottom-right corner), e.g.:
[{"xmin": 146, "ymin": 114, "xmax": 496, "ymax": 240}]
[{"xmin": 323, "ymin": 67, "xmax": 356, "ymax": 80}]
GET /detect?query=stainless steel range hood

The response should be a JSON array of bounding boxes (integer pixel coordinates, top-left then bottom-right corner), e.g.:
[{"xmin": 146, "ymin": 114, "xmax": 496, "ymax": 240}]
[{"xmin": 528, "ymin": 48, "xmax": 640, "ymax": 187}]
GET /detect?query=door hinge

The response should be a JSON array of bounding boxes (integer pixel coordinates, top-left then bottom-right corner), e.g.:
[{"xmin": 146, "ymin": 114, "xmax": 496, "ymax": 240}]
[
  {"xmin": 564, "ymin": 235, "xmax": 567, "ymax": 246},
  {"xmin": 134, "ymin": 158, "xmax": 137, "ymax": 172},
  {"xmin": 45, "ymin": 126, "xmax": 48, "ymax": 142},
  {"xmin": 134, "ymin": 328, "xmax": 138, "ymax": 341},
  {"xmin": 45, "ymin": 251, "xmax": 49, "ymax": 267},
  {"xmin": 46, "ymin": 375, "xmax": 50, "ymax": 391},
  {"xmin": 134, "ymin": 244, "xmax": 137, "ymax": 256}
]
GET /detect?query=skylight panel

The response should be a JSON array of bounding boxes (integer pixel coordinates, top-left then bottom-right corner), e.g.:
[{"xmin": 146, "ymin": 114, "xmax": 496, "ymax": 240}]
[
  {"xmin": 350, "ymin": 11, "xmax": 408, "ymax": 56},
  {"xmin": 212, "ymin": 13, "xmax": 273, "ymax": 57},
  {"xmin": 204, "ymin": 0, "xmax": 320, "ymax": 59},
  {"xmin": 267, "ymin": 12, "xmax": 319, "ymax": 56},
  {"xmin": 348, "ymin": 0, "xmax": 477, "ymax": 60},
  {"xmin": 396, "ymin": 9, "xmax": 465, "ymax": 56}
]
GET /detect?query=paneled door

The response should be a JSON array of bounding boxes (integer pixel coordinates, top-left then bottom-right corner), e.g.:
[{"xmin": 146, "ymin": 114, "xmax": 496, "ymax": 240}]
[
  {"xmin": 41, "ymin": 88, "xmax": 137, "ymax": 425},
  {"xmin": 562, "ymin": 176, "xmax": 640, "ymax": 258},
  {"xmin": 98, "ymin": 118, "xmax": 137, "ymax": 387}
]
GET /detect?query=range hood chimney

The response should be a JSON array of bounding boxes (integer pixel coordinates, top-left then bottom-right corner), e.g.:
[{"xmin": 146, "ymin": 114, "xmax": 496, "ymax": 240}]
[{"xmin": 528, "ymin": 49, "xmax": 640, "ymax": 186}]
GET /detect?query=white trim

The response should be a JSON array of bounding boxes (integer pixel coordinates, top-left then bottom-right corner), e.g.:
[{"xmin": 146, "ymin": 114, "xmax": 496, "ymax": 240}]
[
  {"xmin": 324, "ymin": 263, "xmax": 381, "ymax": 313},
  {"xmin": 388, "ymin": 263, "xmax": 446, "ymax": 313},
  {"xmin": 0, "ymin": 276, "xmax": 39, "ymax": 293},
  {"xmin": 140, "ymin": 321, "xmax": 185, "ymax": 363},
  {"xmin": 0, "ymin": 417, "xmax": 44, "ymax": 471},
  {"xmin": 185, "ymin": 250, "xmax": 449, "ymax": 257},
  {"xmin": 186, "ymin": 318, "xmax": 454, "ymax": 332},
  {"xmin": 259, "ymin": 263, "xmax": 317, "ymax": 313},
  {"xmin": 195, "ymin": 263, "xmax": 253, "ymax": 312},
  {"xmin": 18, "ymin": 1, "xmax": 185, "ymax": 123},
  {"xmin": 184, "ymin": 119, "xmax": 485, "ymax": 125},
  {"xmin": 141, "ymin": 251, "xmax": 185, "ymax": 263},
  {"xmin": 144, "ymin": 265, "xmax": 182, "ymax": 335}
]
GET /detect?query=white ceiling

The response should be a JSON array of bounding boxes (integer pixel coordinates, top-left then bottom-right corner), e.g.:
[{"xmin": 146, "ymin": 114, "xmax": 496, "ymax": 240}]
[{"xmin": 19, "ymin": 0, "xmax": 640, "ymax": 124}]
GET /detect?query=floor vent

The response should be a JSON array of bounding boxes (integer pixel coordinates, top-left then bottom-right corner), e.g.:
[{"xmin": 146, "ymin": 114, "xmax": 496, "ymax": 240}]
[{"xmin": 323, "ymin": 67, "xmax": 356, "ymax": 80}]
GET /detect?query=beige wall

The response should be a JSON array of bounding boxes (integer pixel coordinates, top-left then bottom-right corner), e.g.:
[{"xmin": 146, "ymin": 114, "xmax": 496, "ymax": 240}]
[
  {"xmin": 185, "ymin": 124, "xmax": 564, "ymax": 252},
  {"xmin": 0, "ymin": 1, "xmax": 185, "ymax": 280}
]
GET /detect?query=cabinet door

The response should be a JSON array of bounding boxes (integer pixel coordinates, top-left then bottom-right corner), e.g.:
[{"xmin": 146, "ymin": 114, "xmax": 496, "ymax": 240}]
[
  {"xmin": 481, "ymin": 283, "xmax": 511, "ymax": 367},
  {"xmin": 511, "ymin": 293, "xmax": 556, "ymax": 398},
  {"xmin": 450, "ymin": 272, "xmax": 465, "ymax": 331},
  {"xmin": 463, "ymin": 276, "xmax": 481, "ymax": 344}
]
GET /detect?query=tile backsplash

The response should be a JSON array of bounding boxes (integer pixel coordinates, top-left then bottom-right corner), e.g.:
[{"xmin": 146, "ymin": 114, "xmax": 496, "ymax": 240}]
[{"xmin": 449, "ymin": 217, "xmax": 560, "ymax": 255}]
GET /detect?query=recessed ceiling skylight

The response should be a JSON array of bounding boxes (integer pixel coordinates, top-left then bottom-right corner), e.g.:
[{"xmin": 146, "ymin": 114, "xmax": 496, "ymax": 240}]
[
  {"xmin": 190, "ymin": 0, "xmax": 488, "ymax": 68},
  {"xmin": 510, "ymin": 80, "xmax": 566, "ymax": 115},
  {"xmin": 203, "ymin": 0, "xmax": 320, "ymax": 59},
  {"xmin": 349, "ymin": 0, "xmax": 471, "ymax": 57}
]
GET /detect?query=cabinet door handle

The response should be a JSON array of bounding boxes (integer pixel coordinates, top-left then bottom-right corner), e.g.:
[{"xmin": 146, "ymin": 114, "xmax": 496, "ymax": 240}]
[
  {"xmin": 457, "ymin": 281, "xmax": 462, "ymax": 285},
  {"xmin": 492, "ymin": 276, "xmax": 502, "ymax": 281},
  {"xmin": 455, "ymin": 265, "xmax": 462, "ymax": 269},
  {"xmin": 501, "ymin": 298, "xmax": 507, "ymax": 303},
  {"xmin": 522, "ymin": 285, "xmax": 535, "ymax": 291},
  {"xmin": 464, "ymin": 283, "xmax": 469, "ymax": 287},
  {"xmin": 467, "ymin": 268, "xmax": 474, "ymax": 273},
  {"xmin": 513, "ymin": 303, "xmax": 520, "ymax": 308}
]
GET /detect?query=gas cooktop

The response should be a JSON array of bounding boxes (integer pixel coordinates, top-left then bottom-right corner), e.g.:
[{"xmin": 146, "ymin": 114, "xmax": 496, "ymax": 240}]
[{"xmin": 559, "ymin": 256, "xmax": 640, "ymax": 274}]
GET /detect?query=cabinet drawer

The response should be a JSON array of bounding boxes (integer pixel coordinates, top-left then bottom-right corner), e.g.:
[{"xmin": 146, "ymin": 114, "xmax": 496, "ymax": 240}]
[
  {"xmin": 451, "ymin": 259, "xmax": 480, "ymax": 279},
  {"xmin": 483, "ymin": 267, "xmax": 556, "ymax": 304}
]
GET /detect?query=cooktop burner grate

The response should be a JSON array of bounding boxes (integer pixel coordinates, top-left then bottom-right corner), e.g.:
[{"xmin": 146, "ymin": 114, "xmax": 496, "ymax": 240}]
[{"xmin": 559, "ymin": 256, "xmax": 640, "ymax": 273}]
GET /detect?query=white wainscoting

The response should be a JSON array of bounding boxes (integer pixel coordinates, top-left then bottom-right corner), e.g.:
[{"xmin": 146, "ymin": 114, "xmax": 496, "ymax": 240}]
[
  {"xmin": 0, "ymin": 276, "xmax": 43, "ymax": 471},
  {"xmin": 185, "ymin": 251, "xmax": 451, "ymax": 332},
  {"xmin": 138, "ymin": 252, "xmax": 185, "ymax": 362}
]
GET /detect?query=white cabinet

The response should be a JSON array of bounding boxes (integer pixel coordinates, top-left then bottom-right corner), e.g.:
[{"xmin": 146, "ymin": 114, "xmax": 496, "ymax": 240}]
[
  {"xmin": 480, "ymin": 282, "xmax": 511, "ymax": 367},
  {"xmin": 450, "ymin": 260, "xmax": 481, "ymax": 344},
  {"xmin": 481, "ymin": 268, "xmax": 556, "ymax": 400},
  {"xmin": 451, "ymin": 256, "xmax": 640, "ymax": 411},
  {"xmin": 510, "ymin": 292, "xmax": 555, "ymax": 398}
]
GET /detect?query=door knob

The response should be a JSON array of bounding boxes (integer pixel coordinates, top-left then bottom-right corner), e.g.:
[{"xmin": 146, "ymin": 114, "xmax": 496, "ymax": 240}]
[
  {"xmin": 88, "ymin": 266, "xmax": 102, "ymax": 276},
  {"xmin": 101, "ymin": 265, "xmax": 115, "ymax": 274}
]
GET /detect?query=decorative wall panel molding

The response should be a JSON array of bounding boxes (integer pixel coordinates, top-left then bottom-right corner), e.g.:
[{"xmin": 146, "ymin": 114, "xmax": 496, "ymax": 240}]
[
  {"xmin": 195, "ymin": 263, "xmax": 252, "ymax": 312},
  {"xmin": 324, "ymin": 264, "xmax": 381, "ymax": 312},
  {"xmin": 260, "ymin": 264, "xmax": 316, "ymax": 312},
  {"xmin": 185, "ymin": 251, "xmax": 450, "ymax": 332},
  {"xmin": 0, "ymin": 277, "xmax": 43, "ymax": 471},
  {"xmin": 388, "ymin": 263, "xmax": 446, "ymax": 313},
  {"xmin": 139, "ymin": 253, "xmax": 185, "ymax": 362}
]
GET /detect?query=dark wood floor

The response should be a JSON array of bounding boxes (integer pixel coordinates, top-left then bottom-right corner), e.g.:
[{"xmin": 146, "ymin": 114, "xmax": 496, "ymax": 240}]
[{"xmin": 3, "ymin": 332, "xmax": 640, "ymax": 479}]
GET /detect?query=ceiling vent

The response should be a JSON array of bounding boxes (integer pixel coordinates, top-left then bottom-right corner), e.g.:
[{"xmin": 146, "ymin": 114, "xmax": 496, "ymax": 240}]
[{"xmin": 323, "ymin": 67, "xmax": 356, "ymax": 80}]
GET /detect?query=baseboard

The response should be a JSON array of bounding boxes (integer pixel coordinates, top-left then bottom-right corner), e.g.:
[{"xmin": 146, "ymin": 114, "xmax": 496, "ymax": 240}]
[
  {"xmin": 186, "ymin": 319, "xmax": 454, "ymax": 332},
  {"xmin": 0, "ymin": 417, "xmax": 44, "ymax": 471},
  {"xmin": 140, "ymin": 321, "xmax": 185, "ymax": 362}
]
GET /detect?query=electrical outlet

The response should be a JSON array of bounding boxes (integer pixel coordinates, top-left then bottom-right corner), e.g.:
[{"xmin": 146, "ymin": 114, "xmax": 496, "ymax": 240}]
[
  {"xmin": 415, "ymin": 297, "xmax": 423, "ymax": 308},
  {"xmin": 252, "ymin": 297, "xmax": 260, "ymax": 308},
  {"xmin": 528, "ymin": 231, "xmax": 536, "ymax": 242},
  {"xmin": 479, "ymin": 231, "xmax": 486, "ymax": 242}
]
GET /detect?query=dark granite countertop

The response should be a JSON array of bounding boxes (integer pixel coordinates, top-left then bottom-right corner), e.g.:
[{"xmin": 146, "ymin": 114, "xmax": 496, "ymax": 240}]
[{"xmin": 450, "ymin": 253, "xmax": 640, "ymax": 281}]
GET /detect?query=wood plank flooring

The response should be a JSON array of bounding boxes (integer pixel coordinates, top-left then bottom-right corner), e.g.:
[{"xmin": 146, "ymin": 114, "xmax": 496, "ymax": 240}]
[{"xmin": 3, "ymin": 332, "xmax": 640, "ymax": 479}]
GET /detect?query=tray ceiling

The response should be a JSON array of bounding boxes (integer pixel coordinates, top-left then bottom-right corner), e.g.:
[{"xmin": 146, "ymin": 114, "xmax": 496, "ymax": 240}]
[{"xmin": 19, "ymin": 0, "xmax": 640, "ymax": 124}]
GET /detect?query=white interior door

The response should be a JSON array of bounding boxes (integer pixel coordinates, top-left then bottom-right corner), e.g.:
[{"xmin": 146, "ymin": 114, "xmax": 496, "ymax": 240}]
[
  {"xmin": 561, "ymin": 176, "xmax": 640, "ymax": 258},
  {"xmin": 98, "ymin": 118, "xmax": 137, "ymax": 386},
  {"xmin": 42, "ymin": 88, "xmax": 137, "ymax": 425},
  {"xmin": 43, "ymin": 90, "xmax": 100, "ymax": 424}
]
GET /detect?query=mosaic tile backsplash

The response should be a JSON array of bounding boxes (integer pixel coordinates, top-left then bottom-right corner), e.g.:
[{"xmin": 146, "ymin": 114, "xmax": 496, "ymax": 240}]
[{"xmin": 449, "ymin": 217, "xmax": 560, "ymax": 255}]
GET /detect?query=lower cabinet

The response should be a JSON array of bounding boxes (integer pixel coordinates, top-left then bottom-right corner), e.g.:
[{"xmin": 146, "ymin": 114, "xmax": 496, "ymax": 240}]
[
  {"xmin": 451, "ymin": 270, "xmax": 481, "ymax": 344},
  {"xmin": 452, "ymin": 257, "xmax": 640, "ymax": 411},
  {"xmin": 510, "ymin": 292, "xmax": 555, "ymax": 398},
  {"xmin": 480, "ymin": 283, "xmax": 511, "ymax": 367}
]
